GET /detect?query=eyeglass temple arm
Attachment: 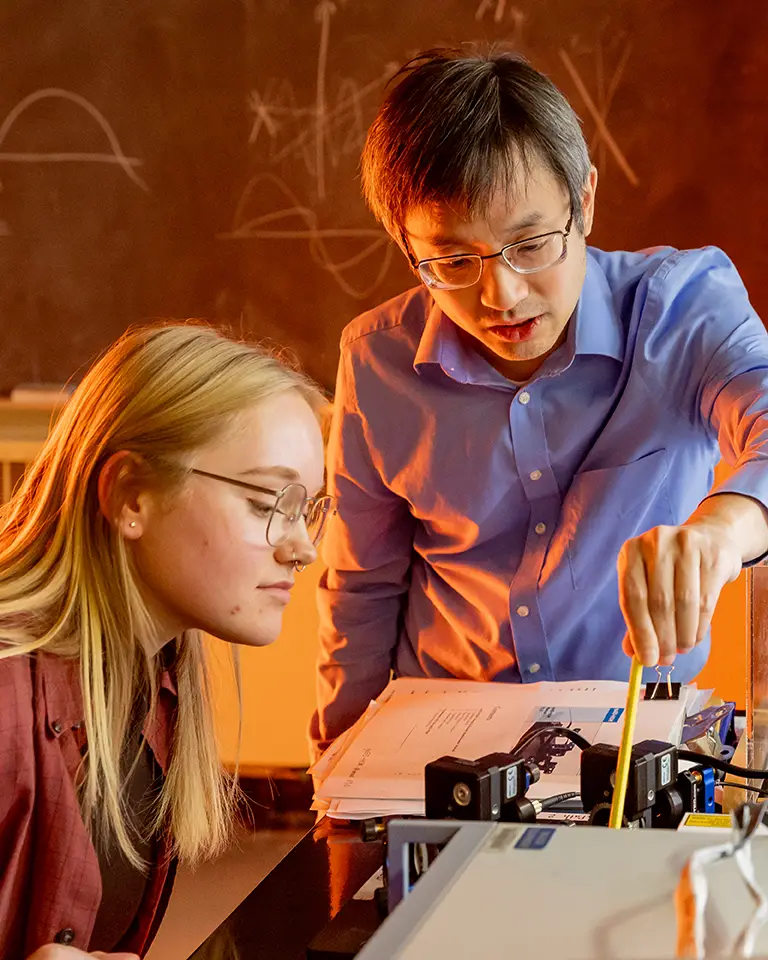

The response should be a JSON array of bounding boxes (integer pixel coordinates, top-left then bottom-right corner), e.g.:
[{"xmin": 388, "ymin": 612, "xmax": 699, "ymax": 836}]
[
  {"xmin": 396, "ymin": 225, "xmax": 418, "ymax": 268},
  {"xmin": 190, "ymin": 468, "xmax": 277, "ymax": 498}
]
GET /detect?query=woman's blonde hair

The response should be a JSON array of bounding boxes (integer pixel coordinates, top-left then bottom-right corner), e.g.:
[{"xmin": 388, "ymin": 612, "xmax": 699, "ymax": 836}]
[{"xmin": 0, "ymin": 322, "xmax": 325, "ymax": 867}]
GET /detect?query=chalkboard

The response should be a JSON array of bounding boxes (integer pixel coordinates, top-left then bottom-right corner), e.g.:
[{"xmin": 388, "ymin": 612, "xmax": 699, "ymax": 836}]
[{"xmin": 1, "ymin": 0, "xmax": 767, "ymax": 393}]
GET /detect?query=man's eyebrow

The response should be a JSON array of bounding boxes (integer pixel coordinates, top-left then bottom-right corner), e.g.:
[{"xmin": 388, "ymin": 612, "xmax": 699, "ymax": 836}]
[
  {"xmin": 238, "ymin": 465, "xmax": 300, "ymax": 482},
  {"xmin": 414, "ymin": 212, "xmax": 550, "ymax": 248}
]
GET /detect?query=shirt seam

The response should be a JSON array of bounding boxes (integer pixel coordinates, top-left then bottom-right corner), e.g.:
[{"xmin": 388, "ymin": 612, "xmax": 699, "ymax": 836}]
[
  {"xmin": 341, "ymin": 312, "xmax": 405, "ymax": 349},
  {"xmin": 340, "ymin": 287, "xmax": 426, "ymax": 350},
  {"xmin": 631, "ymin": 249, "xmax": 714, "ymax": 437}
]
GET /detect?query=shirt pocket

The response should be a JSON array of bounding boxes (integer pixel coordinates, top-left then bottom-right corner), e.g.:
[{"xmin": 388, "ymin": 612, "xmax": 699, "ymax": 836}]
[{"xmin": 564, "ymin": 448, "xmax": 674, "ymax": 590}]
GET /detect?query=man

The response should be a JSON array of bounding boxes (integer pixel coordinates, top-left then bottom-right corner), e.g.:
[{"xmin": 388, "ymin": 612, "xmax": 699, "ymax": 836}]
[{"xmin": 310, "ymin": 47, "xmax": 768, "ymax": 757}]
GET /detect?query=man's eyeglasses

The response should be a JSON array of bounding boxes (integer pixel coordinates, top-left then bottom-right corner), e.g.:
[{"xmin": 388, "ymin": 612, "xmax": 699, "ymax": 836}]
[
  {"xmin": 190, "ymin": 468, "xmax": 335, "ymax": 547},
  {"xmin": 416, "ymin": 213, "xmax": 573, "ymax": 291}
]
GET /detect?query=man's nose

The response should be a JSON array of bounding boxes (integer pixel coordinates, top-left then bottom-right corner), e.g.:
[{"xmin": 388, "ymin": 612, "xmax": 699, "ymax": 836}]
[{"xmin": 479, "ymin": 256, "xmax": 530, "ymax": 312}]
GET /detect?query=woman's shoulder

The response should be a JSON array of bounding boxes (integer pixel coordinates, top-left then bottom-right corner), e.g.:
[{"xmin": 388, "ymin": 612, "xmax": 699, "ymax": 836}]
[
  {"xmin": 0, "ymin": 649, "xmax": 36, "ymax": 722},
  {"xmin": 0, "ymin": 653, "xmax": 38, "ymax": 826},
  {"xmin": 0, "ymin": 649, "xmax": 81, "ymax": 734}
]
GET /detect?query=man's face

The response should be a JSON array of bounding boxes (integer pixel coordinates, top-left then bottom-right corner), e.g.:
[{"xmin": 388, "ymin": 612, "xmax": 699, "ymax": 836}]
[{"xmin": 404, "ymin": 163, "xmax": 597, "ymax": 381}]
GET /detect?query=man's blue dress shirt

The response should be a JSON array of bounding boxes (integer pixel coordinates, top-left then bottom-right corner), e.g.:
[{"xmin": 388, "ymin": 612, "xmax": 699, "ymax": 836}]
[{"xmin": 312, "ymin": 245, "xmax": 768, "ymax": 749}]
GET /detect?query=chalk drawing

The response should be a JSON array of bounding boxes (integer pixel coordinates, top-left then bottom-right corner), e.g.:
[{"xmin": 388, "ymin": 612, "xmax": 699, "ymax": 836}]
[
  {"xmin": 227, "ymin": 2, "xmax": 638, "ymax": 299},
  {"xmin": 220, "ymin": 172, "xmax": 394, "ymax": 299},
  {"xmin": 223, "ymin": 0, "xmax": 398, "ymax": 299},
  {"xmin": 0, "ymin": 88, "xmax": 148, "ymax": 237},
  {"xmin": 0, "ymin": 88, "xmax": 148, "ymax": 190},
  {"xmin": 559, "ymin": 41, "xmax": 638, "ymax": 187},
  {"xmin": 476, "ymin": 0, "xmax": 525, "ymax": 42}
]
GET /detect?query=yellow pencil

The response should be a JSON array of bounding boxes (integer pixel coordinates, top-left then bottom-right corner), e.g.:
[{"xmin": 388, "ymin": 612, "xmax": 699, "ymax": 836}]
[{"xmin": 608, "ymin": 656, "xmax": 644, "ymax": 829}]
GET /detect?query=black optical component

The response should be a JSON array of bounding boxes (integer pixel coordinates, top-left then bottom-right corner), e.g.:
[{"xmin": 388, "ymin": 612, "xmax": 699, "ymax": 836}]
[
  {"xmin": 580, "ymin": 739, "xmax": 678, "ymax": 827},
  {"xmin": 425, "ymin": 752, "xmax": 539, "ymax": 821}
]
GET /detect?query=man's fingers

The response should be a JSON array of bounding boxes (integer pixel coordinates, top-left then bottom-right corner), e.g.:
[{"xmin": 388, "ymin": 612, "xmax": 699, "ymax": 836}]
[
  {"xmin": 618, "ymin": 540, "xmax": 660, "ymax": 666},
  {"xmin": 643, "ymin": 532, "xmax": 679, "ymax": 663},
  {"xmin": 620, "ymin": 520, "xmax": 742, "ymax": 668},
  {"xmin": 26, "ymin": 949, "xmax": 139, "ymax": 960},
  {"xmin": 696, "ymin": 552, "xmax": 727, "ymax": 646},
  {"xmin": 91, "ymin": 953, "xmax": 140, "ymax": 959},
  {"xmin": 673, "ymin": 530, "xmax": 700, "ymax": 654}
]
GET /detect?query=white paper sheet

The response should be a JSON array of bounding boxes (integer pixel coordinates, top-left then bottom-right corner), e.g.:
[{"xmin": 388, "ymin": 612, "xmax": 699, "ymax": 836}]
[{"xmin": 315, "ymin": 678, "xmax": 690, "ymax": 812}]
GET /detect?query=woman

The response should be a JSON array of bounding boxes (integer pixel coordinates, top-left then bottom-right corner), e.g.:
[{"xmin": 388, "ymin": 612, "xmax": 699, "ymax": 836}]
[{"xmin": 0, "ymin": 323, "xmax": 330, "ymax": 959}]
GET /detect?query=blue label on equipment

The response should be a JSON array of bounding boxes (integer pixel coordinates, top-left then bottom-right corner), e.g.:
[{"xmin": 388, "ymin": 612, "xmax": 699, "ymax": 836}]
[
  {"xmin": 603, "ymin": 708, "xmax": 624, "ymax": 722},
  {"xmin": 515, "ymin": 827, "xmax": 555, "ymax": 850}
]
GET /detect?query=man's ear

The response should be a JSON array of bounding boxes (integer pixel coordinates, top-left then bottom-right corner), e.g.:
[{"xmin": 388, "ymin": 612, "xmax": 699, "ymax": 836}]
[
  {"xmin": 581, "ymin": 166, "xmax": 598, "ymax": 237},
  {"xmin": 97, "ymin": 451, "xmax": 148, "ymax": 539}
]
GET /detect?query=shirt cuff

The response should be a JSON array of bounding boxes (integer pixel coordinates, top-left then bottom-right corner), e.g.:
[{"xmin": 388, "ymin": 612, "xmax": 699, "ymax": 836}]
[{"xmin": 705, "ymin": 463, "xmax": 768, "ymax": 566}]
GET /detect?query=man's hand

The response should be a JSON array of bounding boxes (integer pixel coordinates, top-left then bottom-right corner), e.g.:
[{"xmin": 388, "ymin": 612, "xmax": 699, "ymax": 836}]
[
  {"xmin": 27, "ymin": 947, "xmax": 139, "ymax": 960},
  {"xmin": 618, "ymin": 494, "xmax": 768, "ymax": 666}
]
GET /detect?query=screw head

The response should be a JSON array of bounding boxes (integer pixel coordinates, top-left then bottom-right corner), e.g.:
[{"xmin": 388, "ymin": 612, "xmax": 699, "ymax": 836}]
[{"xmin": 452, "ymin": 782, "xmax": 472, "ymax": 807}]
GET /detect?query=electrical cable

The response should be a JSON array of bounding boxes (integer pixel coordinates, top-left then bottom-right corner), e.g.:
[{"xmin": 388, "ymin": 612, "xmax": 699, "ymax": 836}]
[
  {"xmin": 678, "ymin": 751, "xmax": 768, "ymax": 781},
  {"xmin": 509, "ymin": 791, "xmax": 581, "ymax": 823},
  {"xmin": 539, "ymin": 791, "xmax": 579, "ymax": 811},
  {"xmin": 510, "ymin": 723, "xmax": 591, "ymax": 757},
  {"xmin": 719, "ymin": 781, "xmax": 768, "ymax": 800}
]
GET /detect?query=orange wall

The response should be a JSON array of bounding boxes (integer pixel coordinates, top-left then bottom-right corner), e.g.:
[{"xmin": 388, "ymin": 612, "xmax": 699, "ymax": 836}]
[
  {"xmin": 697, "ymin": 571, "xmax": 746, "ymax": 705},
  {"xmin": 208, "ymin": 559, "xmax": 325, "ymax": 771},
  {"xmin": 694, "ymin": 462, "xmax": 748, "ymax": 706},
  {"xmin": 210, "ymin": 463, "xmax": 750, "ymax": 770}
]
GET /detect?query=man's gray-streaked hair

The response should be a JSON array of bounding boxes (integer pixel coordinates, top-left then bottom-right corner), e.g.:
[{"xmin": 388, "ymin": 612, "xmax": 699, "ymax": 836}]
[{"xmin": 361, "ymin": 47, "xmax": 592, "ymax": 257}]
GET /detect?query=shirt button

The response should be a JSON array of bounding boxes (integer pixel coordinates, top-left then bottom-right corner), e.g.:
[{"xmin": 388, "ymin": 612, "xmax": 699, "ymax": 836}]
[
  {"xmin": 529, "ymin": 470, "xmax": 542, "ymax": 481},
  {"xmin": 51, "ymin": 720, "xmax": 63, "ymax": 735},
  {"xmin": 516, "ymin": 605, "xmax": 530, "ymax": 617},
  {"xmin": 54, "ymin": 928, "xmax": 76, "ymax": 945},
  {"xmin": 535, "ymin": 522, "xmax": 547, "ymax": 534},
  {"xmin": 528, "ymin": 663, "xmax": 541, "ymax": 674},
  {"xmin": 518, "ymin": 391, "xmax": 531, "ymax": 405}
]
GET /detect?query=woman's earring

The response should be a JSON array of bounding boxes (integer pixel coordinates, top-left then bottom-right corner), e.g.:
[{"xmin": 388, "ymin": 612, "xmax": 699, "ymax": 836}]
[{"xmin": 129, "ymin": 521, "xmax": 137, "ymax": 528}]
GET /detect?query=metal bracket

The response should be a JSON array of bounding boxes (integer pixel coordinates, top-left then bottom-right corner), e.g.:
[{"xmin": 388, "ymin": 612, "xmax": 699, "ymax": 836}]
[
  {"xmin": 747, "ymin": 563, "xmax": 768, "ymax": 772},
  {"xmin": 385, "ymin": 819, "xmax": 490, "ymax": 914}
]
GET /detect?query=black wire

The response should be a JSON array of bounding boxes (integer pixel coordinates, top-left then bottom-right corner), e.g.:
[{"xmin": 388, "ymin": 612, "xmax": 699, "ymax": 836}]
[
  {"xmin": 678, "ymin": 749, "xmax": 768, "ymax": 781},
  {"xmin": 540, "ymin": 791, "xmax": 580, "ymax": 811},
  {"xmin": 511, "ymin": 723, "xmax": 591, "ymax": 756},
  {"xmin": 718, "ymin": 780, "xmax": 768, "ymax": 800}
]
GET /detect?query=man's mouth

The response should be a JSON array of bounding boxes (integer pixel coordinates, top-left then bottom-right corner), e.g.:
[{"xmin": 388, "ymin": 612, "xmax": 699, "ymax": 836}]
[{"xmin": 486, "ymin": 316, "xmax": 542, "ymax": 342}]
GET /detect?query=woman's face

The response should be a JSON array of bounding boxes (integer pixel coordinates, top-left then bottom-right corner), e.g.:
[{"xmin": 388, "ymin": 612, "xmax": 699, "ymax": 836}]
[{"xmin": 129, "ymin": 389, "xmax": 325, "ymax": 649}]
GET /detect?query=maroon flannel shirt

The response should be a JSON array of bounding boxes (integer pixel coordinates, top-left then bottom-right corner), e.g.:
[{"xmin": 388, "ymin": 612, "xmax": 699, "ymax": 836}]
[{"xmin": 0, "ymin": 650, "xmax": 178, "ymax": 958}]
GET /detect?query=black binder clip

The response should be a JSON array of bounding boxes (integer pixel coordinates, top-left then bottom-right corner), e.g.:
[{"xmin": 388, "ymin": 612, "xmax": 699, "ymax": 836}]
[{"xmin": 644, "ymin": 664, "xmax": 681, "ymax": 701}]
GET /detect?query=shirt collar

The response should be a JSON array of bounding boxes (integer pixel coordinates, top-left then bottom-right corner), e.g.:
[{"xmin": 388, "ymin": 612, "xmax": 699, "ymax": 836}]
[
  {"xmin": 572, "ymin": 250, "xmax": 625, "ymax": 362},
  {"xmin": 413, "ymin": 249, "xmax": 624, "ymax": 384},
  {"xmin": 40, "ymin": 651, "xmax": 84, "ymax": 734},
  {"xmin": 413, "ymin": 296, "xmax": 453, "ymax": 371},
  {"xmin": 40, "ymin": 649, "xmax": 178, "ymax": 732},
  {"xmin": 413, "ymin": 298, "xmax": 515, "ymax": 388}
]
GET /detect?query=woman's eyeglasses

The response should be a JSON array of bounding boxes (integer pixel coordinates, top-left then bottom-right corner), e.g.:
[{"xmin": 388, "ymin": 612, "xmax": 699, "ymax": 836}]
[{"xmin": 190, "ymin": 468, "xmax": 335, "ymax": 547}]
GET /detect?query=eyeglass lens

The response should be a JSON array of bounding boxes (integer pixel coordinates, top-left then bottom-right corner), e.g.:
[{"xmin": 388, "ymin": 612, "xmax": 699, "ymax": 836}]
[
  {"xmin": 420, "ymin": 232, "xmax": 566, "ymax": 289},
  {"xmin": 266, "ymin": 483, "xmax": 333, "ymax": 546}
]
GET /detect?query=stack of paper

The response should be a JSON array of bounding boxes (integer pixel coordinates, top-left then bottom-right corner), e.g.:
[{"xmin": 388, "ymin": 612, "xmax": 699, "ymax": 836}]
[{"xmin": 311, "ymin": 677, "xmax": 693, "ymax": 820}]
